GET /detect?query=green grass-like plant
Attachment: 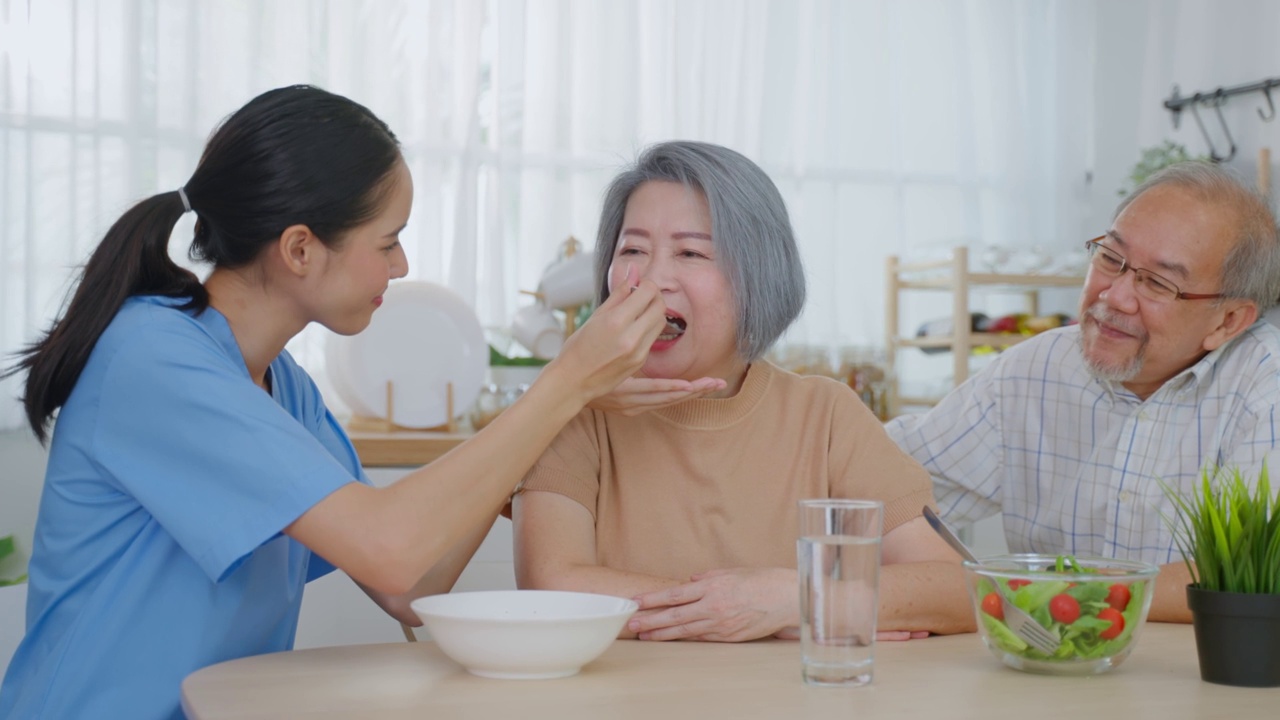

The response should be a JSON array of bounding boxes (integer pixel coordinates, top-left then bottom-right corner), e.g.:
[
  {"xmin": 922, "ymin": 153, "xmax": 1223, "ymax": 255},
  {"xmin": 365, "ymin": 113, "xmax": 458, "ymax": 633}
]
[
  {"xmin": 0, "ymin": 534, "xmax": 27, "ymax": 587},
  {"xmin": 1162, "ymin": 465, "xmax": 1280, "ymax": 594}
]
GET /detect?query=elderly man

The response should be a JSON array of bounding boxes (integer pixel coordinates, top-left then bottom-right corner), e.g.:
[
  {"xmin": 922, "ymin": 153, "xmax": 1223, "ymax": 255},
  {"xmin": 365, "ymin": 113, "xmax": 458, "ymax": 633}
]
[{"xmin": 887, "ymin": 162, "xmax": 1280, "ymax": 623}]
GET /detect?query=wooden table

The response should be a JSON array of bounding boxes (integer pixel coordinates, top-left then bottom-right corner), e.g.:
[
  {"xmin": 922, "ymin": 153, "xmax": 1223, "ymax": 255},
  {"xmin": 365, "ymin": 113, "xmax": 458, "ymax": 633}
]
[{"xmin": 182, "ymin": 624, "xmax": 1275, "ymax": 719}]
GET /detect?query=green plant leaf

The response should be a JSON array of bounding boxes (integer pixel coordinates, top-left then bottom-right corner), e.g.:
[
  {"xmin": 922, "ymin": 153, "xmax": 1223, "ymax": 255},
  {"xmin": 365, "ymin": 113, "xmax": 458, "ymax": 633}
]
[
  {"xmin": 1160, "ymin": 463, "xmax": 1280, "ymax": 594},
  {"xmin": 1118, "ymin": 141, "xmax": 1210, "ymax": 196},
  {"xmin": 488, "ymin": 345, "xmax": 549, "ymax": 367},
  {"xmin": 0, "ymin": 534, "xmax": 25, "ymax": 586}
]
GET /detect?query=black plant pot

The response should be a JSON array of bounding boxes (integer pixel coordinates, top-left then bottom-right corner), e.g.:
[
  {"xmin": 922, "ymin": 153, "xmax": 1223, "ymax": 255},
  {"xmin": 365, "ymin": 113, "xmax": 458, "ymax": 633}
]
[{"xmin": 1186, "ymin": 584, "xmax": 1280, "ymax": 687}]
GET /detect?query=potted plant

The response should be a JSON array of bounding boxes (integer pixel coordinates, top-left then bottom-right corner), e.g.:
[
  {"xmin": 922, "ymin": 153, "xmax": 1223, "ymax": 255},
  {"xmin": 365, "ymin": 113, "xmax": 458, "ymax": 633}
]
[
  {"xmin": 0, "ymin": 534, "xmax": 25, "ymax": 587},
  {"xmin": 1163, "ymin": 466, "xmax": 1280, "ymax": 687},
  {"xmin": 1118, "ymin": 141, "xmax": 1209, "ymax": 197}
]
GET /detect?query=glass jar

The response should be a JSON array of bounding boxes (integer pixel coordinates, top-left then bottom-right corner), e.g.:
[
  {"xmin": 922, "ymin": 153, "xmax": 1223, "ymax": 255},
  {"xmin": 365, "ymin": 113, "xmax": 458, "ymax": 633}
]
[
  {"xmin": 772, "ymin": 344, "xmax": 839, "ymax": 378},
  {"xmin": 838, "ymin": 346, "xmax": 893, "ymax": 421},
  {"xmin": 469, "ymin": 384, "xmax": 527, "ymax": 430}
]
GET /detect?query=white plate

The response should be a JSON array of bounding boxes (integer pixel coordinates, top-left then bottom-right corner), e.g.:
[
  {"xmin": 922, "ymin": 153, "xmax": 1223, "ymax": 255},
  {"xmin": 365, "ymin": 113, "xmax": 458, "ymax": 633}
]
[
  {"xmin": 323, "ymin": 320, "xmax": 360, "ymax": 417},
  {"xmin": 325, "ymin": 281, "xmax": 486, "ymax": 428}
]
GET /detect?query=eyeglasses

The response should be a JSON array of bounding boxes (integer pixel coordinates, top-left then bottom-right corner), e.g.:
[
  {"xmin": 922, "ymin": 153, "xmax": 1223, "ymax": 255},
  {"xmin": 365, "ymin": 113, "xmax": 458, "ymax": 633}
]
[{"xmin": 1084, "ymin": 237, "xmax": 1223, "ymax": 302}]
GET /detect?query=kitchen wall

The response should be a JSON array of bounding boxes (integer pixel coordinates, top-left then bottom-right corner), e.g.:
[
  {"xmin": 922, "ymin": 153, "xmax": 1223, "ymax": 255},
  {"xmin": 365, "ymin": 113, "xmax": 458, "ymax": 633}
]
[
  {"xmin": 0, "ymin": 430, "xmax": 45, "ymax": 575},
  {"xmin": 1086, "ymin": 0, "xmax": 1280, "ymax": 231}
]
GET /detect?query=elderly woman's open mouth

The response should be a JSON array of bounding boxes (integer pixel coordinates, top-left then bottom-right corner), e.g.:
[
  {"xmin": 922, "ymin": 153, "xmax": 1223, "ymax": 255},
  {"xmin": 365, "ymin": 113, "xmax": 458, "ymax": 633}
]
[{"xmin": 660, "ymin": 313, "xmax": 687, "ymax": 342}]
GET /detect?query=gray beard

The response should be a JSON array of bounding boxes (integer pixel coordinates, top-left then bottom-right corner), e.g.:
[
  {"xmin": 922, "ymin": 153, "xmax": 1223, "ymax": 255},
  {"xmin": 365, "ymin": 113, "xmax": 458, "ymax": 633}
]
[
  {"xmin": 1080, "ymin": 328, "xmax": 1147, "ymax": 383},
  {"xmin": 1083, "ymin": 349, "xmax": 1144, "ymax": 383},
  {"xmin": 1079, "ymin": 302, "xmax": 1149, "ymax": 384}
]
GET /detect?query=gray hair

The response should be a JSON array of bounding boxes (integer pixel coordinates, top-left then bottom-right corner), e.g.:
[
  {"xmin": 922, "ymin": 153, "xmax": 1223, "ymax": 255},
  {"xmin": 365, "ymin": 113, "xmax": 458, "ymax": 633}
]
[
  {"xmin": 1117, "ymin": 162, "xmax": 1280, "ymax": 312},
  {"xmin": 594, "ymin": 141, "xmax": 805, "ymax": 361}
]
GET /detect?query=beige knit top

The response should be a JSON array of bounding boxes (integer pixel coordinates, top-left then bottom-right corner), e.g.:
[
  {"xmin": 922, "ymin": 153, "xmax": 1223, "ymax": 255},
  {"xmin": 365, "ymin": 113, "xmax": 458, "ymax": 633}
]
[{"xmin": 520, "ymin": 362, "xmax": 938, "ymax": 580}]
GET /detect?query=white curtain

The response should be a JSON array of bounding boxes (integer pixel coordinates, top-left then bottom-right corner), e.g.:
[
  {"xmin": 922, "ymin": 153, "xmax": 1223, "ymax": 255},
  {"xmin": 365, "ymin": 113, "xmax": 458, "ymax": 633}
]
[
  {"xmin": 0, "ymin": 0, "xmax": 1095, "ymax": 430},
  {"xmin": 483, "ymin": 0, "xmax": 1096, "ymax": 388},
  {"xmin": 0, "ymin": 0, "xmax": 487, "ymax": 427}
]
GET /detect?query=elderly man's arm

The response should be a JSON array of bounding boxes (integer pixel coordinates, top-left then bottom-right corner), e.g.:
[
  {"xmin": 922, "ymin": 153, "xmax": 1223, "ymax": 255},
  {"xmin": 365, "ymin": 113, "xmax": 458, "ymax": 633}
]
[
  {"xmin": 1149, "ymin": 561, "xmax": 1193, "ymax": 623},
  {"xmin": 884, "ymin": 365, "xmax": 1006, "ymax": 530}
]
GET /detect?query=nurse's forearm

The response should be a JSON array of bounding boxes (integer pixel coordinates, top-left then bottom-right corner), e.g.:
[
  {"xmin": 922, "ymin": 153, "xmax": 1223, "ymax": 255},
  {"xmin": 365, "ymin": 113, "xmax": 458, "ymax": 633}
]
[
  {"xmin": 287, "ymin": 280, "xmax": 665, "ymax": 594},
  {"xmin": 361, "ymin": 512, "xmax": 499, "ymax": 626},
  {"xmin": 286, "ymin": 367, "xmax": 588, "ymax": 595}
]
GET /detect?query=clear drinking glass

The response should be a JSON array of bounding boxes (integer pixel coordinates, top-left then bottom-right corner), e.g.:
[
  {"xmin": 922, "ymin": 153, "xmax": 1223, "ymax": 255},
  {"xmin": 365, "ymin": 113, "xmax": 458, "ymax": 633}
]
[{"xmin": 797, "ymin": 499, "xmax": 883, "ymax": 687}]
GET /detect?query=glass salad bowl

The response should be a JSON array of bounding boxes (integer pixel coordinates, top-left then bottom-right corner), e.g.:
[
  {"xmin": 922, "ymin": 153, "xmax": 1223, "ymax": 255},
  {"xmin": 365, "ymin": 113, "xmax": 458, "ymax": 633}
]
[{"xmin": 964, "ymin": 554, "xmax": 1160, "ymax": 675}]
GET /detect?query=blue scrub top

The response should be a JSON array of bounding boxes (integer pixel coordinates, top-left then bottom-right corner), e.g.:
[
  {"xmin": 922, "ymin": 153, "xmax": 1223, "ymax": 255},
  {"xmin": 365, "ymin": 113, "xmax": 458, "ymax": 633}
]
[{"xmin": 0, "ymin": 296, "xmax": 369, "ymax": 720}]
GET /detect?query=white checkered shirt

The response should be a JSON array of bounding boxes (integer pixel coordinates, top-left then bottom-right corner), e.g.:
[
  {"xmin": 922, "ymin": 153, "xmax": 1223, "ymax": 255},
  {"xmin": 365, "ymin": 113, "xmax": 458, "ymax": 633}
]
[{"xmin": 886, "ymin": 322, "xmax": 1280, "ymax": 565}]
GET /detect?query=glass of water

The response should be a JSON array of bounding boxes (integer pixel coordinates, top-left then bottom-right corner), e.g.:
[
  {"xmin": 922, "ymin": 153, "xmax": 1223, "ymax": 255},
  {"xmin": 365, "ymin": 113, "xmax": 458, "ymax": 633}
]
[{"xmin": 797, "ymin": 499, "xmax": 883, "ymax": 687}]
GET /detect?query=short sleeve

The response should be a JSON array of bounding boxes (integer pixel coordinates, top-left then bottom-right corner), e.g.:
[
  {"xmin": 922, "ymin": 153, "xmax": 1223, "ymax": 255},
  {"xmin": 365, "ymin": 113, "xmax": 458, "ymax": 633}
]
[
  {"xmin": 828, "ymin": 387, "xmax": 937, "ymax": 534},
  {"xmin": 519, "ymin": 410, "xmax": 604, "ymax": 520},
  {"xmin": 268, "ymin": 346, "xmax": 372, "ymax": 583},
  {"xmin": 91, "ymin": 321, "xmax": 358, "ymax": 583}
]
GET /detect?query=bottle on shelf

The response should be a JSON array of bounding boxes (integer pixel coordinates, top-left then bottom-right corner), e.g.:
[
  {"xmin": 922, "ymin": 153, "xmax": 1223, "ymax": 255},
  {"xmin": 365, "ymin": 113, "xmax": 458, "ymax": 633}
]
[
  {"xmin": 915, "ymin": 312, "xmax": 1075, "ymax": 340},
  {"xmin": 838, "ymin": 346, "xmax": 892, "ymax": 421},
  {"xmin": 913, "ymin": 313, "xmax": 989, "ymax": 354}
]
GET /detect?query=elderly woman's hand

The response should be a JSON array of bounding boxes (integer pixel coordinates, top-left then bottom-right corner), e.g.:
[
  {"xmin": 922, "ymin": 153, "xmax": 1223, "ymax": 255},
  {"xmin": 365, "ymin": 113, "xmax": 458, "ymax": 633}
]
[
  {"xmin": 628, "ymin": 567, "xmax": 797, "ymax": 642},
  {"xmin": 587, "ymin": 376, "xmax": 728, "ymax": 416},
  {"xmin": 544, "ymin": 269, "xmax": 667, "ymax": 406},
  {"xmin": 628, "ymin": 566, "xmax": 935, "ymax": 643}
]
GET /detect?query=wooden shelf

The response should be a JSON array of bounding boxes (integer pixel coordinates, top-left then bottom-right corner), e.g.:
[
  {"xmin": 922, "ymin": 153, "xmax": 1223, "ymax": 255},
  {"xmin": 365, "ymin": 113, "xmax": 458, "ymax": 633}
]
[
  {"xmin": 896, "ymin": 394, "xmax": 945, "ymax": 407},
  {"xmin": 885, "ymin": 247, "xmax": 1082, "ymax": 416},
  {"xmin": 895, "ymin": 333, "xmax": 1033, "ymax": 349},
  {"xmin": 896, "ymin": 273, "xmax": 1084, "ymax": 290}
]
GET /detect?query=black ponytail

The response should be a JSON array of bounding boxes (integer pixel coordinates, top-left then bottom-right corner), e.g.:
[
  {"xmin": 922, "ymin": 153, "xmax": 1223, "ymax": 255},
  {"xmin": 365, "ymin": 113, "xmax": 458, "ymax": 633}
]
[
  {"xmin": 3, "ymin": 84, "xmax": 401, "ymax": 444},
  {"xmin": 4, "ymin": 192, "xmax": 201, "ymax": 443}
]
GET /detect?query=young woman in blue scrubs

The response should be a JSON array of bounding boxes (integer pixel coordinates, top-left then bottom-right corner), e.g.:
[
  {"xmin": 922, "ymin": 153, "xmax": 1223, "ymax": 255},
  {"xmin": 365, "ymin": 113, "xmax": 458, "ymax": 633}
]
[{"xmin": 0, "ymin": 85, "xmax": 672, "ymax": 720}]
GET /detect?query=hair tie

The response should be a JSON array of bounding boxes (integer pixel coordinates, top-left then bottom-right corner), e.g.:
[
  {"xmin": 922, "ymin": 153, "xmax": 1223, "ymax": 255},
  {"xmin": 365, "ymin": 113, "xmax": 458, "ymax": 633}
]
[{"xmin": 177, "ymin": 187, "xmax": 192, "ymax": 214}]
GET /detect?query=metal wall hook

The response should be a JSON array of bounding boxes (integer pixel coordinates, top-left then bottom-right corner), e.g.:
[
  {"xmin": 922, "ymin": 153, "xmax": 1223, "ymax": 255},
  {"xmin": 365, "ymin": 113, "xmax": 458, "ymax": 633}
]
[
  {"xmin": 1259, "ymin": 86, "xmax": 1276, "ymax": 122},
  {"xmin": 1164, "ymin": 76, "xmax": 1280, "ymax": 135},
  {"xmin": 1167, "ymin": 85, "xmax": 1185, "ymax": 129},
  {"xmin": 1210, "ymin": 91, "xmax": 1237, "ymax": 162},
  {"xmin": 1189, "ymin": 101, "xmax": 1228, "ymax": 163}
]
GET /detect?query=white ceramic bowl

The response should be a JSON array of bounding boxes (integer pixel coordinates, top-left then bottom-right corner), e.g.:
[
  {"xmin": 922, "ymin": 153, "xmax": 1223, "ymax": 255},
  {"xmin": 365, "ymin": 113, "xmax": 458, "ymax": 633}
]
[{"xmin": 411, "ymin": 590, "xmax": 638, "ymax": 679}]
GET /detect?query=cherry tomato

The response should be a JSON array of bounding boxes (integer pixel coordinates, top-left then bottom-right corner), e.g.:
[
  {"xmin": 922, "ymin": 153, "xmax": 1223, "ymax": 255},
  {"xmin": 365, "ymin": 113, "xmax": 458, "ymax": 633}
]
[
  {"xmin": 1048, "ymin": 593, "xmax": 1081, "ymax": 624},
  {"xmin": 1098, "ymin": 607, "xmax": 1125, "ymax": 639},
  {"xmin": 981, "ymin": 592, "xmax": 1004, "ymax": 620},
  {"xmin": 1007, "ymin": 579, "xmax": 1031, "ymax": 591},
  {"xmin": 1106, "ymin": 583, "xmax": 1132, "ymax": 612}
]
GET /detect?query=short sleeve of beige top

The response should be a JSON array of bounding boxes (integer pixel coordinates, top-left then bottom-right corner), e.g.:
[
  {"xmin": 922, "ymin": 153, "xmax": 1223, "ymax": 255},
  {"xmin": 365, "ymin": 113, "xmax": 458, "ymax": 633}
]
[{"xmin": 519, "ymin": 361, "xmax": 937, "ymax": 581}]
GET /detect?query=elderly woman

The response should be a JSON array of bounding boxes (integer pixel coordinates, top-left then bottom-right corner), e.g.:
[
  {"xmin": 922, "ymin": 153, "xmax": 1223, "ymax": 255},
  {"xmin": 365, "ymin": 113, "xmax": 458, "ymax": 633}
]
[{"xmin": 512, "ymin": 141, "xmax": 973, "ymax": 642}]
